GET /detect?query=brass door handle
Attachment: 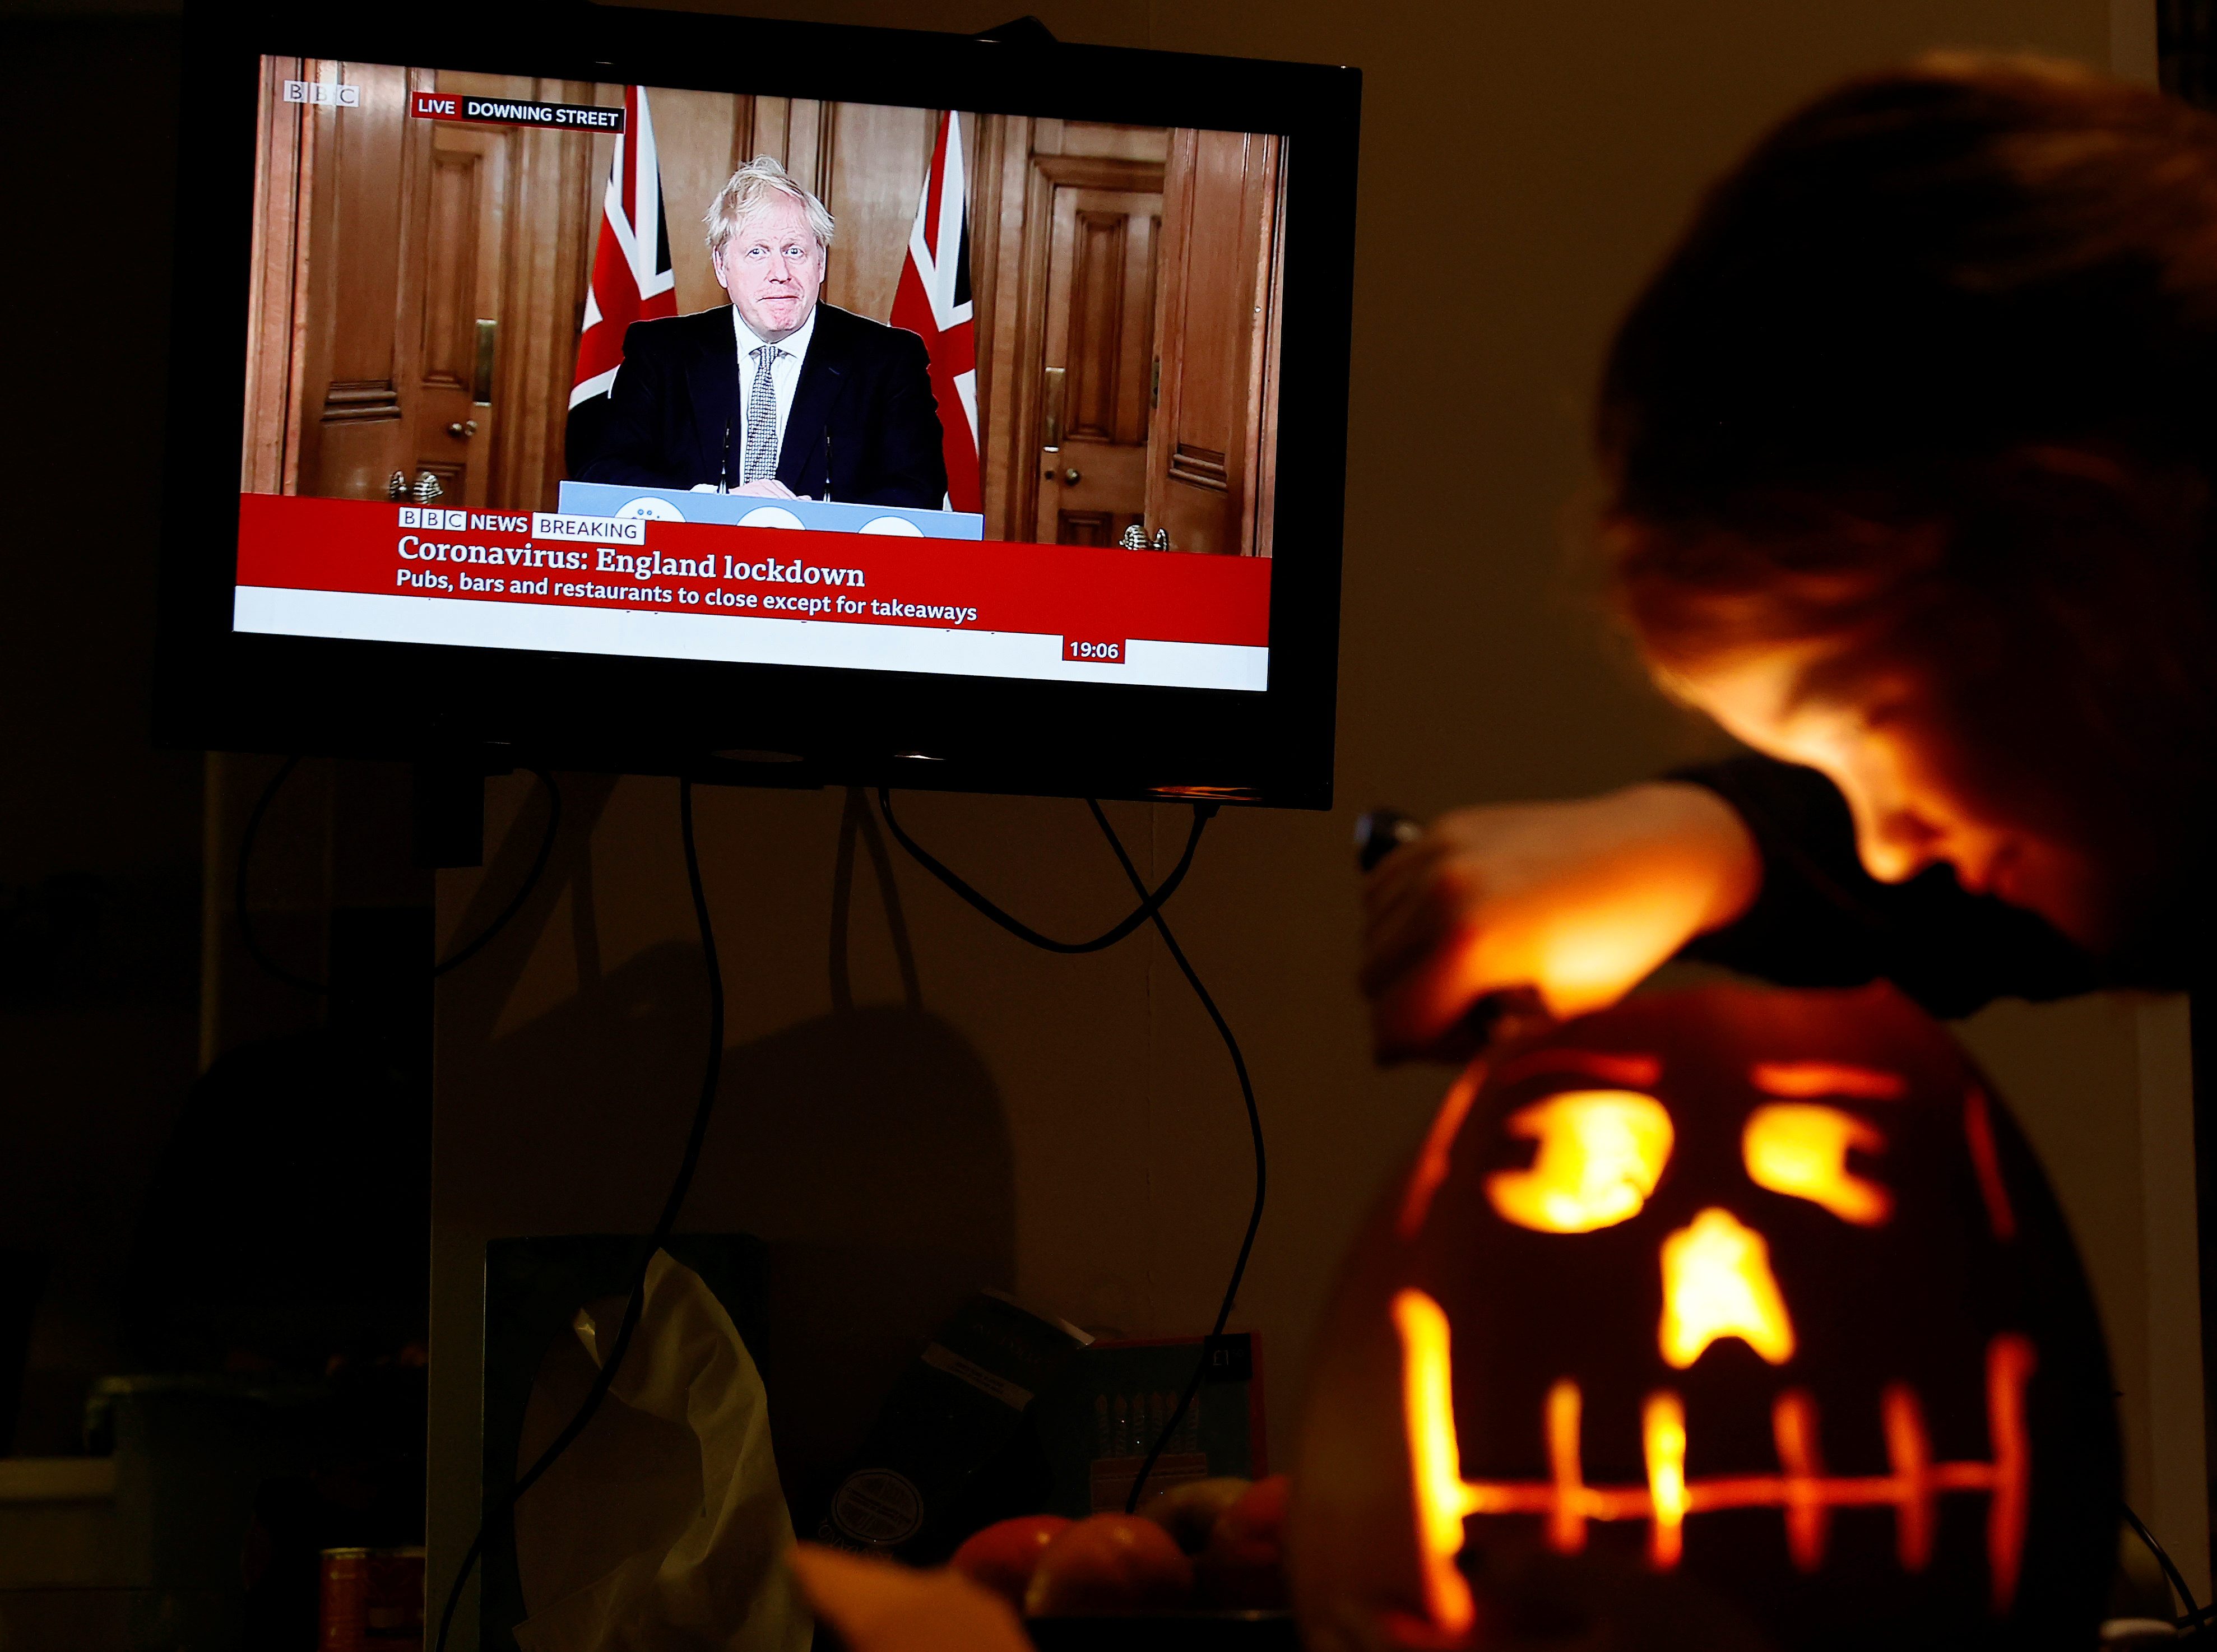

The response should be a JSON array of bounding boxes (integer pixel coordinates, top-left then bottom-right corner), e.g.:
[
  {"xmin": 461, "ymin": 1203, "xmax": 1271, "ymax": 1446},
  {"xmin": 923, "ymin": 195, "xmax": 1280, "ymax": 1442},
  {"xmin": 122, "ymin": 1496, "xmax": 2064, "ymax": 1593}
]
[
  {"xmin": 1064, "ymin": 467, "xmax": 1081, "ymax": 486},
  {"xmin": 447, "ymin": 419, "xmax": 478, "ymax": 439},
  {"xmin": 1043, "ymin": 366, "xmax": 1067, "ymax": 446},
  {"xmin": 474, "ymin": 319, "xmax": 497, "ymax": 403}
]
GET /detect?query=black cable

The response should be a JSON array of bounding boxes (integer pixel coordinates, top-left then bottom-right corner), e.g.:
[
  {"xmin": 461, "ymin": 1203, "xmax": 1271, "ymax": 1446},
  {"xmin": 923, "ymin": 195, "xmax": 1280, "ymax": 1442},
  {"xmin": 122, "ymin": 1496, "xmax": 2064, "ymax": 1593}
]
[
  {"xmin": 431, "ymin": 775, "xmax": 727, "ymax": 1652},
  {"xmin": 434, "ymin": 772, "xmax": 562, "ymax": 976},
  {"xmin": 875, "ymin": 787, "xmax": 1208, "ymax": 953},
  {"xmin": 2123, "ymin": 1500, "xmax": 2206, "ymax": 1631},
  {"xmin": 234, "ymin": 760, "xmax": 561, "ymax": 989},
  {"xmin": 1086, "ymin": 801, "xmax": 1264, "ymax": 1513},
  {"xmin": 870, "ymin": 790, "xmax": 1260, "ymax": 1515}
]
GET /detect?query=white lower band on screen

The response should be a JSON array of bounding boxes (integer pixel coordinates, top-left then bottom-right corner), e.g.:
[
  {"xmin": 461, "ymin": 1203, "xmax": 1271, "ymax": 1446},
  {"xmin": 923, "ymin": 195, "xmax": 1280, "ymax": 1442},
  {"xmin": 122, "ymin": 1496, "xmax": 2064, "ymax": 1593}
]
[{"xmin": 232, "ymin": 587, "xmax": 1270, "ymax": 694}]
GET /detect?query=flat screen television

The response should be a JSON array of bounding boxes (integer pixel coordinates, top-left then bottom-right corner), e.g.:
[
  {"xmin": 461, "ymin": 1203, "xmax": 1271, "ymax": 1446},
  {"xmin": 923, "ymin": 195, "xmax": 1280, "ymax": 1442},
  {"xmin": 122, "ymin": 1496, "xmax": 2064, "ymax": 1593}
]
[{"xmin": 156, "ymin": 1, "xmax": 1360, "ymax": 806}]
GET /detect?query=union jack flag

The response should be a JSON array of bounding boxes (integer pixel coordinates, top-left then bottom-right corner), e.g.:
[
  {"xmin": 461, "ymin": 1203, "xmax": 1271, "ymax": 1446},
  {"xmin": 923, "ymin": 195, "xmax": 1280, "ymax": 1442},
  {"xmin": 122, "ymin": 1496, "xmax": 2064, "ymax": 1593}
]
[
  {"xmin": 567, "ymin": 86, "xmax": 677, "ymax": 474},
  {"xmin": 890, "ymin": 111, "xmax": 980, "ymax": 513}
]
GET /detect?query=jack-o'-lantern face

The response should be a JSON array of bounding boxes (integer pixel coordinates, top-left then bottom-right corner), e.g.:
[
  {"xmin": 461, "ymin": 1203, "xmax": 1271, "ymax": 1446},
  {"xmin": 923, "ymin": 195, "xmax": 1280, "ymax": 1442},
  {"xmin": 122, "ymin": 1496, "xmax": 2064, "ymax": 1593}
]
[{"xmin": 1291, "ymin": 985, "xmax": 2117, "ymax": 1652}]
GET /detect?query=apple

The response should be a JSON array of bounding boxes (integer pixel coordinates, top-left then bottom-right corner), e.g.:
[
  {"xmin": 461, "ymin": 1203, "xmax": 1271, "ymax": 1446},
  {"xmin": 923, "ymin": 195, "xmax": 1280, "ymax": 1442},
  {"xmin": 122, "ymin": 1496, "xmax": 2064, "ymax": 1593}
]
[
  {"xmin": 1197, "ymin": 1474, "xmax": 1290, "ymax": 1609},
  {"xmin": 1137, "ymin": 1476, "xmax": 1252, "ymax": 1556},
  {"xmin": 1024, "ymin": 1513, "xmax": 1195, "ymax": 1616},
  {"xmin": 949, "ymin": 1515, "xmax": 1072, "ymax": 1609}
]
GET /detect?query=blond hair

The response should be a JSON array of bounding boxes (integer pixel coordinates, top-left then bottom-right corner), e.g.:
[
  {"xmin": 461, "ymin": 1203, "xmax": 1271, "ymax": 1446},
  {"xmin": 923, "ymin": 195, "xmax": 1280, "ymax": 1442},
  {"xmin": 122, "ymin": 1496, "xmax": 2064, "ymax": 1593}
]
[{"xmin": 705, "ymin": 155, "xmax": 835, "ymax": 258}]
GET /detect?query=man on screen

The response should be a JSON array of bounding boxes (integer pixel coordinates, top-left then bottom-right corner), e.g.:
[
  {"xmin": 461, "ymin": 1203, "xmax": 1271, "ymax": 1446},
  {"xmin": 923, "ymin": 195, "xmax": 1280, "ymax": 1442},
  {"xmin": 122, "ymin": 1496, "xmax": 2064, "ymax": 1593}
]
[{"xmin": 580, "ymin": 157, "xmax": 949, "ymax": 507}]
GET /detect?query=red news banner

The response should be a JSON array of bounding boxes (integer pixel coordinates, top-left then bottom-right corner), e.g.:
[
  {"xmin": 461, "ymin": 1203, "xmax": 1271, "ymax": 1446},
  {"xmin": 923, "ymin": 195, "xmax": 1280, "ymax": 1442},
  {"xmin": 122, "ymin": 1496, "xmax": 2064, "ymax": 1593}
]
[{"xmin": 235, "ymin": 495, "xmax": 1272, "ymax": 660}]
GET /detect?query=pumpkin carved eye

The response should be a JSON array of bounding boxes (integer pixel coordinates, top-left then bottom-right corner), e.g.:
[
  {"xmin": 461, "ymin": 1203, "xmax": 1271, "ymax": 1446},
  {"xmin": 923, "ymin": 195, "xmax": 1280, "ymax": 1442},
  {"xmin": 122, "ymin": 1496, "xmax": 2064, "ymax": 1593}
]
[
  {"xmin": 1743, "ymin": 1103, "xmax": 1894, "ymax": 1226},
  {"xmin": 1487, "ymin": 1091, "xmax": 1675, "ymax": 1234}
]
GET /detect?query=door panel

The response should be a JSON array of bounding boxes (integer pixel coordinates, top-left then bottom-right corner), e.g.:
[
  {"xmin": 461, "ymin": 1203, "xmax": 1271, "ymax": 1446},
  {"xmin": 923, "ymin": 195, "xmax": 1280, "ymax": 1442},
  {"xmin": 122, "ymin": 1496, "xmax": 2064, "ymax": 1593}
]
[
  {"xmin": 973, "ymin": 128, "xmax": 1166, "ymax": 543},
  {"xmin": 321, "ymin": 66, "xmax": 411, "ymax": 416},
  {"xmin": 1145, "ymin": 129, "xmax": 1283, "ymax": 557},
  {"xmin": 1033, "ymin": 184, "xmax": 1161, "ymax": 545},
  {"xmin": 418, "ymin": 124, "xmax": 508, "ymax": 509},
  {"xmin": 244, "ymin": 55, "xmax": 310, "ymax": 494},
  {"xmin": 296, "ymin": 61, "xmax": 421, "ymax": 502},
  {"xmin": 290, "ymin": 65, "xmax": 519, "ymax": 509}
]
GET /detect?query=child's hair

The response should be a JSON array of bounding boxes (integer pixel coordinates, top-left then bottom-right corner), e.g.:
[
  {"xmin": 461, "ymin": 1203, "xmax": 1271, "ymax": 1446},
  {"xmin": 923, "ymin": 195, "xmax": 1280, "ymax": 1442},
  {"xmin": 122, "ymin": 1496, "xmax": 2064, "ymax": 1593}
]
[{"xmin": 1600, "ymin": 55, "xmax": 2217, "ymax": 827}]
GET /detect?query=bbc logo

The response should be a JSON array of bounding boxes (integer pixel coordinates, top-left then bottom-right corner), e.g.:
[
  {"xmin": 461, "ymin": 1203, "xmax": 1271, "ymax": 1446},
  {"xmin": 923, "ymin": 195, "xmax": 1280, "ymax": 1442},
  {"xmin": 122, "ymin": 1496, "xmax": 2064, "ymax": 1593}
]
[
  {"xmin": 398, "ymin": 507, "xmax": 467, "ymax": 529},
  {"xmin": 283, "ymin": 80, "xmax": 360, "ymax": 106}
]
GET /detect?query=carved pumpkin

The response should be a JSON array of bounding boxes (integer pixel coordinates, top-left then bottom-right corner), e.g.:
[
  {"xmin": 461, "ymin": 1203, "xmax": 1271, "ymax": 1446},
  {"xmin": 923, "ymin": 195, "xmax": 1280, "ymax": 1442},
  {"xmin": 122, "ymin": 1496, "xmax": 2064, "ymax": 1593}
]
[{"xmin": 1291, "ymin": 983, "xmax": 2117, "ymax": 1652}]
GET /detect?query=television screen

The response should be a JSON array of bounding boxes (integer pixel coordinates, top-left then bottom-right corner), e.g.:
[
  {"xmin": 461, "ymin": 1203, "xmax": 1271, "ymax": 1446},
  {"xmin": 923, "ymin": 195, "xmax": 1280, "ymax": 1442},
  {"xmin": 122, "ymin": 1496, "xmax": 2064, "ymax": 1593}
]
[{"xmin": 163, "ymin": 8, "xmax": 1358, "ymax": 804}]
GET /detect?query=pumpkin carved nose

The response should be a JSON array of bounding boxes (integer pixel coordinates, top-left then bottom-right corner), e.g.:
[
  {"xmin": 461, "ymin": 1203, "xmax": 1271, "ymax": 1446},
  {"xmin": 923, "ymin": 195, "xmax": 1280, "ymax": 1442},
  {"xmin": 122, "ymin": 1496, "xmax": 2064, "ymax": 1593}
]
[{"xmin": 1659, "ymin": 1207, "xmax": 1796, "ymax": 1368}]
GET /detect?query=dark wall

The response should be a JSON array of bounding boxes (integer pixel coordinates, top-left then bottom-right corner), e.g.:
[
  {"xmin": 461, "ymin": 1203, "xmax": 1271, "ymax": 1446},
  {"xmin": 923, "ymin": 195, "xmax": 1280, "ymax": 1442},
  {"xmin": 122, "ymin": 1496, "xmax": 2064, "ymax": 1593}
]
[{"xmin": 0, "ymin": 15, "xmax": 201, "ymax": 1451}]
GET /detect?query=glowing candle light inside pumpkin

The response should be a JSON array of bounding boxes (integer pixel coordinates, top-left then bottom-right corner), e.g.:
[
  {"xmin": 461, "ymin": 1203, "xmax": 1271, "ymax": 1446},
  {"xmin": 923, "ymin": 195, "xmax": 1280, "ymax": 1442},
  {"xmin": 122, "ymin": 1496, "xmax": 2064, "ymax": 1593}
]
[
  {"xmin": 1486, "ymin": 1090, "xmax": 1675, "ymax": 1234},
  {"xmin": 1882, "ymin": 1383, "xmax": 1936, "ymax": 1571},
  {"xmin": 1392, "ymin": 1287, "xmax": 1479, "ymax": 1634},
  {"xmin": 1643, "ymin": 1392, "xmax": 1689, "ymax": 1567},
  {"xmin": 1658, "ymin": 1208, "xmax": 1796, "ymax": 1368},
  {"xmin": 1744, "ymin": 1104, "xmax": 1893, "ymax": 1226},
  {"xmin": 1771, "ymin": 1389, "xmax": 1828, "ymax": 1571},
  {"xmin": 1546, "ymin": 1380, "xmax": 1586, "ymax": 1553}
]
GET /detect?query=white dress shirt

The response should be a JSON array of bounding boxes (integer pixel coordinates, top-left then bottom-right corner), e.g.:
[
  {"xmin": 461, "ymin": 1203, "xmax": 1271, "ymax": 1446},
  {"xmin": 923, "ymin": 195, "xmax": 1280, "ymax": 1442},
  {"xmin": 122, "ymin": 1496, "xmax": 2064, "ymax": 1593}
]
[{"xmin": 732, "ymin": 303, "xmax": 817, "ymax": 463}]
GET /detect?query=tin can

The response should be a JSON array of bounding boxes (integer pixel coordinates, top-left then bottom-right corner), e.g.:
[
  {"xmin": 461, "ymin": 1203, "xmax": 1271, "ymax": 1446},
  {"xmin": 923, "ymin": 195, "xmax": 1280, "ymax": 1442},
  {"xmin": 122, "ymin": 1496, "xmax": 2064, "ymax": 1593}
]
[{"xmin": 320, "ymin": 1546, "xmax": 426, "ymax": 1651}]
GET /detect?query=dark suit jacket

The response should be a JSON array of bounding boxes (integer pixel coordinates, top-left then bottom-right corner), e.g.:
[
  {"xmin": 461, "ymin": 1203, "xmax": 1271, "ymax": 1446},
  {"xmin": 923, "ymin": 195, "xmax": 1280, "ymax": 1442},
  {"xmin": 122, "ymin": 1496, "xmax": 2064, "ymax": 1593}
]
[{"xmin": 578, "ymin": 303, "xmax": 949, "ymax": 507}]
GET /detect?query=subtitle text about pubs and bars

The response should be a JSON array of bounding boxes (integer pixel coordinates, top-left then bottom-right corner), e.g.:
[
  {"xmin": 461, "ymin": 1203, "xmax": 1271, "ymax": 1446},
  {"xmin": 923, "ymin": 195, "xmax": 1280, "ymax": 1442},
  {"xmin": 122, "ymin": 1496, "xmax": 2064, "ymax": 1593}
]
[
  {"xmin": 233, "ymin": 495, "xmax": 1274, "ymax": 694},
  {"xmin": 410, "ymin": 91, "xmax": 624, "ymax": 131}
]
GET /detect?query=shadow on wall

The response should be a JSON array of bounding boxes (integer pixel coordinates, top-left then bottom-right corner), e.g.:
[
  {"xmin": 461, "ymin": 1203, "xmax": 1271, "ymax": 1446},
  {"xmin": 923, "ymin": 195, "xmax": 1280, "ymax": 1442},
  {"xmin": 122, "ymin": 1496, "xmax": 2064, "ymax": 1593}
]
[{"xmin": 445, "ymin": 786, "xmax": 1015, "ymax": 1523}]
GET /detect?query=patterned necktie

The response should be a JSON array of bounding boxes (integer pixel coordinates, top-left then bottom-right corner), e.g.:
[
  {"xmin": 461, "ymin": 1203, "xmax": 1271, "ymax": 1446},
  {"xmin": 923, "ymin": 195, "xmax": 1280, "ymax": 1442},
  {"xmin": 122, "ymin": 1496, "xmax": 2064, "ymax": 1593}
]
[{"xmin": 743, "ymin": 344, "xmax": 782, "ymax": 484}]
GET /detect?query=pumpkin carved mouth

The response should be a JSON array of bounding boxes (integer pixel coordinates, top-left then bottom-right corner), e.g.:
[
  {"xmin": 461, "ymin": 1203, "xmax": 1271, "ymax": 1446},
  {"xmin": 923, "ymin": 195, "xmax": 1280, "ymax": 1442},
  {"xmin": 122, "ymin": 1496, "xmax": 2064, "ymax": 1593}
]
[{"xmin": 1392, "ymin": 1287, "xmax": 2036, "ymax": 1639}]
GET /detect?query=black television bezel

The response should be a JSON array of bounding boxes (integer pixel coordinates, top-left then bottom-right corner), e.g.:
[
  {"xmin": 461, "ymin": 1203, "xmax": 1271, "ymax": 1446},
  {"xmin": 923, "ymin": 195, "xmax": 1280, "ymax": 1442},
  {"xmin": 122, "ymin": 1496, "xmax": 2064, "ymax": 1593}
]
[{"xmin": 155, "ymin": 1, "xmax": 1360, "ymax": 808}]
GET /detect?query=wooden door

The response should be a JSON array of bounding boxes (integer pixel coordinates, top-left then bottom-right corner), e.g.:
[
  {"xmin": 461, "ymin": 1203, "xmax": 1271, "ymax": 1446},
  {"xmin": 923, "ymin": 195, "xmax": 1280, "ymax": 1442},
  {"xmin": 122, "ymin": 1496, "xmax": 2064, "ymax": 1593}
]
[
  {"xmin": 282, "ymin": 66, "xmax": 519, "ymax": 507},
  {"xmin": 415, "ymin": 120, "xmax": 509, "ymax": 508},
  {"xmin": 1144, "ymin": 129, "xmax": 1284, "ymax": 557},
  {"xmin": 1032, "ymin": 178, "xmax": 1161, "ymax": 545},
  {"xmin": 291, "ymin": 61, "xmax": 425, "ymax": 503}
]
